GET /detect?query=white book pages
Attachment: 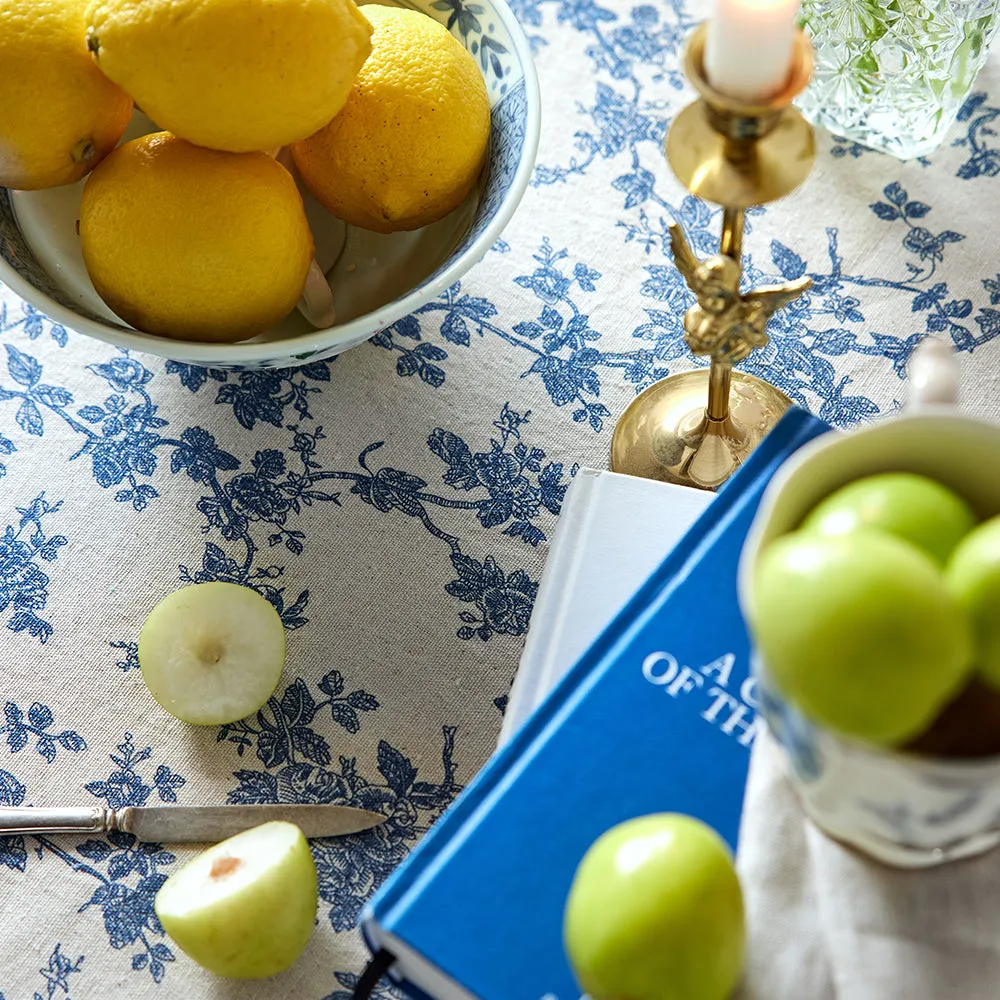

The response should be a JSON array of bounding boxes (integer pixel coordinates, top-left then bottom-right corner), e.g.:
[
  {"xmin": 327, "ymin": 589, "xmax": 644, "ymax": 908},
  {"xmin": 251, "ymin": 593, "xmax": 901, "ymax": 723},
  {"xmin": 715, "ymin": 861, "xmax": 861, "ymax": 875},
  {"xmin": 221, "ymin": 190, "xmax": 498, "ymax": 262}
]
[{"xmin": 499, "ymin": 468, "xmax": 713, "ymax": 746}]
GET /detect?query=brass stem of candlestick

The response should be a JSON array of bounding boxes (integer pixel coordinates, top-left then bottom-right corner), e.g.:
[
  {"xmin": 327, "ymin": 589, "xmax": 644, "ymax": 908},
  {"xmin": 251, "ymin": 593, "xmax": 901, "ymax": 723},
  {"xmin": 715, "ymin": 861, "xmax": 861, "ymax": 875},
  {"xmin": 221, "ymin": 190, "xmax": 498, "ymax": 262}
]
[
  {"xmin": 705, "ymin": 207, "xmax": 744, "ymax": 424},
  {"xmin": 610, "ymin": 24, "xmax": 816, "ymax": 490}
]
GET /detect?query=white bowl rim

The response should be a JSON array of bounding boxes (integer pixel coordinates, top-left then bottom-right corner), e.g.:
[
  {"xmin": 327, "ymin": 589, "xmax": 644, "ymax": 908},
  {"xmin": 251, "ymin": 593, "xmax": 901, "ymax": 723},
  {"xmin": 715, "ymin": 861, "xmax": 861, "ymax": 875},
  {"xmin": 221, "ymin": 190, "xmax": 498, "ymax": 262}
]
[{"xmin": 0, "ymin": 0, "xmax": 541, "ymax": 366}]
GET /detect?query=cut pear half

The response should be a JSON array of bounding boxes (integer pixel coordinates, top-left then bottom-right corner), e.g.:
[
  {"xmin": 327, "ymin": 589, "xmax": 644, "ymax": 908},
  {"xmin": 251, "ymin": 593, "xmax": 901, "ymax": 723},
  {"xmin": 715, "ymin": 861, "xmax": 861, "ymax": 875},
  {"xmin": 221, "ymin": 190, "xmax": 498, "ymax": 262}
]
[
  {"xmin": 155, "ymin": 820, "xmax": 318, "ymax": 979},
  {"xmin": 139, "ymin": 582, "xmax": 286, "ymax": 725}
]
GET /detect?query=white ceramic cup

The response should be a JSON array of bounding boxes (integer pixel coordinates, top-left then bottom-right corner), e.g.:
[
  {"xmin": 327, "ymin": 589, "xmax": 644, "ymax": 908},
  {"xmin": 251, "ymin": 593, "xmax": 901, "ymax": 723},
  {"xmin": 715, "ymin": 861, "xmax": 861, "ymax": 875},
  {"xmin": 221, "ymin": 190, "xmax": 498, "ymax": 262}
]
[{"xmin": 738, "ymin": 340, "xmax": 1000, "ymax": 868}]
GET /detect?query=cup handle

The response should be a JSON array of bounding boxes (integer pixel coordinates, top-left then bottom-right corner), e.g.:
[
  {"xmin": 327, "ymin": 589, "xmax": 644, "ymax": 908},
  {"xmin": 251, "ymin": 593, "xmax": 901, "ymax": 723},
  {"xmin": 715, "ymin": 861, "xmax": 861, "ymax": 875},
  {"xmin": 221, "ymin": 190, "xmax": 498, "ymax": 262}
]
[{"xmin": 907, "ymin": 336, "xmax": 959, "ymax": 408}]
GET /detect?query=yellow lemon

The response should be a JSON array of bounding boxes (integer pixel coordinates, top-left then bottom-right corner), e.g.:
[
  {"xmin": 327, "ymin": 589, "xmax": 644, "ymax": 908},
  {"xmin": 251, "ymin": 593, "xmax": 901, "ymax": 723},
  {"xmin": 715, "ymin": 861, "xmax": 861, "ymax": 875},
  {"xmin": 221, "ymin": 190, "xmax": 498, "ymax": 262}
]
[
  {"xmin": 80, "ymin": 132, "xmax": 314, "ymax": 343},
  {"xmin": 0, "ymin": 0, "xmax": 132, "ymax": 190},
  {"xmin": 290, "ymin": 5, "xmax": 490, "ymax": 234},
  {"xmin": 84, "ymin": 0, "xmax": 373, "ymax": 153}
]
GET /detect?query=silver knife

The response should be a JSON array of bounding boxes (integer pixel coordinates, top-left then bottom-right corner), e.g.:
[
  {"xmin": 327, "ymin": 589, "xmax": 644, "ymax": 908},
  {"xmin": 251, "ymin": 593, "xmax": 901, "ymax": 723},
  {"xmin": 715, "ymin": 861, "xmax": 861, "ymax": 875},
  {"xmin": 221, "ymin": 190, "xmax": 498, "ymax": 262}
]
[{"xmin": 0, "ymin": 805, "xmax": 386, "ymax": 843}]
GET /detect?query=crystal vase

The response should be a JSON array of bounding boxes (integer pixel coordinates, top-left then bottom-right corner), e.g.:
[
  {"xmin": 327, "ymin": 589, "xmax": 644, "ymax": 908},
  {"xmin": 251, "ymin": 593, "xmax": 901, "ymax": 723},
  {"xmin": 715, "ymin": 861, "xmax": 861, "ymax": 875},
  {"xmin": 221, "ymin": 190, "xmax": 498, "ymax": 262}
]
[{"xmin": 797, "ymin": 0, "xmax": 1000, "ymax": 160}]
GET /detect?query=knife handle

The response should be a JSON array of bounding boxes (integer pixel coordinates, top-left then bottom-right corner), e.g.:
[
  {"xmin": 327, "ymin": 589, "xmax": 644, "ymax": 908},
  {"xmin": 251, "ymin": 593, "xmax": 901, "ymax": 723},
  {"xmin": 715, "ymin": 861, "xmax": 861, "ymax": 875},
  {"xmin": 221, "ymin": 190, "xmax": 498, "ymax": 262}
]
[{"xmin": 0, "ymin": 807, "xmax": 134, "ymax": 836}]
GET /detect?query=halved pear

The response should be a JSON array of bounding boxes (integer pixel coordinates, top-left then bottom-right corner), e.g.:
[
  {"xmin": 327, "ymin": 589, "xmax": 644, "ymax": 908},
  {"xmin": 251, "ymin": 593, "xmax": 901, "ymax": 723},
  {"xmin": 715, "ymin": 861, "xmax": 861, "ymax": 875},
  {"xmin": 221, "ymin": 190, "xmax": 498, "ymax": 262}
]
[
  {"xmin": 155, "ymin": 821, "xmax": 318, "ymax": 979},
  {"xmin": 138, "ymin": 582, "xmax": 285, "ymax": 725}
]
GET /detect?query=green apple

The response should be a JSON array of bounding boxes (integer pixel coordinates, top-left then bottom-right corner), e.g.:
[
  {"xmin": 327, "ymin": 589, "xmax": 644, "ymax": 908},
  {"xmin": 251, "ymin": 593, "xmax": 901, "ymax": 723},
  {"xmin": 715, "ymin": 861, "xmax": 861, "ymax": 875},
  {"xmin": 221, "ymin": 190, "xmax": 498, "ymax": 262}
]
[
  {"xmin": 946, "ymin": 514, "xmax": 1000, "ymax": 688},
  {"xmin": 751, "ymin": 531, "xmax": 973, "ymax": 746},
  {"xmin": 800, "ymin": 472, "xmax": 975, "ymax": 566},
  {"xmin": 155, "ymin": 820, "xmax": 318, "ymax": 979},
  {"xmin": 563, "ymin": 814, "xmax": 744, "ymax": 1000},
  {"xmin": 139, "ymin": 582, "xmax": 286, "ymax": 725}
]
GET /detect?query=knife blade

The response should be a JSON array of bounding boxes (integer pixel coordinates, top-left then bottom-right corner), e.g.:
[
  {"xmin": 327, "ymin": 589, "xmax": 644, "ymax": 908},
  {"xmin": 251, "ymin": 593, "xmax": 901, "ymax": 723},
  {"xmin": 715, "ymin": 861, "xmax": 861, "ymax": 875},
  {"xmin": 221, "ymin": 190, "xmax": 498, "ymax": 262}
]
[{"xmin": 0, "ymin": 804, "xmax": 386, "ymax": 843}]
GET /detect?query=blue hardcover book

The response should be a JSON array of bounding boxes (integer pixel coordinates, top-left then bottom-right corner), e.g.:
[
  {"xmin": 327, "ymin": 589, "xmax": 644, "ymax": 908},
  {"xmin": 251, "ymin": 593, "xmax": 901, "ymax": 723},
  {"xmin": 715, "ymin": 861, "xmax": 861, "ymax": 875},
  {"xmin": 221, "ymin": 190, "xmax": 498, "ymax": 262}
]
[{"xmin": 359, "ymin": 408, "xmax": 831, "ymax": 1000}]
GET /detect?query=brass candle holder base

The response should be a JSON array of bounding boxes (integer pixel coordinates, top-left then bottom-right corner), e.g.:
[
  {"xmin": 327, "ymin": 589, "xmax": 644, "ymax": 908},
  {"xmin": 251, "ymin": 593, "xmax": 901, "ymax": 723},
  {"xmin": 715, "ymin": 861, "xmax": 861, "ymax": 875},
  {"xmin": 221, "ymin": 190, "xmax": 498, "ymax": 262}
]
[
  {"xmin": 610, "ymin": 24, "xmax": 815, "ymax": 491},
  {"xmin": 611, "ymin": 369, "xmax": 792, "ymax": 489}
]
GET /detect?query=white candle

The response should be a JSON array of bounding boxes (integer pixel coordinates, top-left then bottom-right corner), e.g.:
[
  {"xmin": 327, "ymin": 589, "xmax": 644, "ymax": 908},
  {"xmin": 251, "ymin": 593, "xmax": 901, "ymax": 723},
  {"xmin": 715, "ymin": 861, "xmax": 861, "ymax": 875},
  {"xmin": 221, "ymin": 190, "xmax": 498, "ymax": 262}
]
[{"xmin": 704, "ymin": 0, "xmax": 799, "ymax": 103}]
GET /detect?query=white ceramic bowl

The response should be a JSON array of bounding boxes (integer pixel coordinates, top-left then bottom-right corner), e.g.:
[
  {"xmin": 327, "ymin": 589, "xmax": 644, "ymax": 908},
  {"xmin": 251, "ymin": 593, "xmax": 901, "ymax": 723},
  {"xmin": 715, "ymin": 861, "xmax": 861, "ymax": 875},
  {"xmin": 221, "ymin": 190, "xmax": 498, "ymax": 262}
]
[{"xmin": 0, "ymin": 0, "xmax": 539, "ymax": 370}]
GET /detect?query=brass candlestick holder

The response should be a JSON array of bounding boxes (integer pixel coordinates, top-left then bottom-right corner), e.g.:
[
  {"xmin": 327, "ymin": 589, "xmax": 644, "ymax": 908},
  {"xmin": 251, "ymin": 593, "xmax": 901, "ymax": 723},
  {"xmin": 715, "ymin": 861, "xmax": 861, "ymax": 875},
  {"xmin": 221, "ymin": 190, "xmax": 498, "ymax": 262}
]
[{"xmin": 610, "ymin": 24, "xmax": 816, "ymax": 490}]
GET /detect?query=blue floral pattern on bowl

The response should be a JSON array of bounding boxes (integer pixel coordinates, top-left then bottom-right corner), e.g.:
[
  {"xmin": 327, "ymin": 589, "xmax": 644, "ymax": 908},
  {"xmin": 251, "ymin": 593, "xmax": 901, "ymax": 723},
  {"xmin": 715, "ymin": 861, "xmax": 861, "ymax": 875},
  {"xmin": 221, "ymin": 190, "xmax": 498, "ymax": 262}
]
[
  {"xmin": 754, "ymin": 657, "xmax": 823, "ymax": 783},
  {"xmin": 420, "ymin": 0, "xmax": 516, "ymax": 95}
]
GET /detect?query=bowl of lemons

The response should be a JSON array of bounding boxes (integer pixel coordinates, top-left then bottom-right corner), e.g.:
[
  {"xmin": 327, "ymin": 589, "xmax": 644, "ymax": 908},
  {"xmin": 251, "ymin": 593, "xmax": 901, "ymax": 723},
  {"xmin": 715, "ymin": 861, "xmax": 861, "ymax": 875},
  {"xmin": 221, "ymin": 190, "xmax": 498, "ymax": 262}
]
[{"xmin": 0, "ymin": 0, "xmax": 539, "ymax": 369}]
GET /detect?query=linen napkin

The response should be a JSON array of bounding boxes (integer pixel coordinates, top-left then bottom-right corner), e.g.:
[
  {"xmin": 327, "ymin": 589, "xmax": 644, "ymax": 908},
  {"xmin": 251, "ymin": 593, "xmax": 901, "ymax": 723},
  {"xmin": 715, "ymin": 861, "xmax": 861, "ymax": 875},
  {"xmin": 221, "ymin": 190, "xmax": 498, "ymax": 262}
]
[{"xmin": 735, "ymin": 730, "xmax": 1000, "ymax": 1000}]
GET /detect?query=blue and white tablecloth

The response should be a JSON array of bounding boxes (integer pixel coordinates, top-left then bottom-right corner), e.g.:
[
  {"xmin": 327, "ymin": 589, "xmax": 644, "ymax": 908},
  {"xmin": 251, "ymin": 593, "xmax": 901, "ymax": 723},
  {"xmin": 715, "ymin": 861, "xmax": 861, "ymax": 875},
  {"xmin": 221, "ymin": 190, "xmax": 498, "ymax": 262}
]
[{"xmin": 3, "ymin": 1, "xmax": 1000, "ymax": 995}]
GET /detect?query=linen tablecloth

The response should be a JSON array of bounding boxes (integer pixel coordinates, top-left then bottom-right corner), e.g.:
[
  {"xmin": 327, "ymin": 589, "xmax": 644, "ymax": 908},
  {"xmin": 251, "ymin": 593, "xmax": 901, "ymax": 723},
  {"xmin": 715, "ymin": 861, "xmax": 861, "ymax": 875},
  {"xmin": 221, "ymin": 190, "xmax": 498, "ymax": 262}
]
[
  {"xmin": 3, "ymin": 1, "xmax": 1000, "ymax": 995},
  {"xmin": 736, "ymin": 731, "xmax": 1000, "ymax": 1000}
]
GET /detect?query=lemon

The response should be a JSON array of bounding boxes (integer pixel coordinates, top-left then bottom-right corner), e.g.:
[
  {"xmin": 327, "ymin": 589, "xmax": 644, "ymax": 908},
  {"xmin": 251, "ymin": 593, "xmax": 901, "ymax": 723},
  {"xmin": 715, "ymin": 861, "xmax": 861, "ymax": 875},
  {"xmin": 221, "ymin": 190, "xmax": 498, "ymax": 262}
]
[
  {"xmin": 290, "ymin": 5, "xmax": 490, "ymax": 233},
  {"xmin": 84, "ymin": 0, "xmax": 373, "ymax": 153},
  {"xmin": 80, "ymin": 132, "xmax": 314, "ymax": 343},
  {"xmin": 0, "ymin": 0, "xmax": 132, "ymax": 190}
]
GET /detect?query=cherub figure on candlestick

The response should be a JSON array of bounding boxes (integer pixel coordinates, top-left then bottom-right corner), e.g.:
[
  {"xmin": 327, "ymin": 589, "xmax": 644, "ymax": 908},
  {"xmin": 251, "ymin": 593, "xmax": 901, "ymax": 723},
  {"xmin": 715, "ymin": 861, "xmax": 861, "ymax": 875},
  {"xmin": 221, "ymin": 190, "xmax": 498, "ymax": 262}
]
[{"xmin": 669, "ymin": 222, "xmax": 812, "ymax": 365}]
